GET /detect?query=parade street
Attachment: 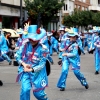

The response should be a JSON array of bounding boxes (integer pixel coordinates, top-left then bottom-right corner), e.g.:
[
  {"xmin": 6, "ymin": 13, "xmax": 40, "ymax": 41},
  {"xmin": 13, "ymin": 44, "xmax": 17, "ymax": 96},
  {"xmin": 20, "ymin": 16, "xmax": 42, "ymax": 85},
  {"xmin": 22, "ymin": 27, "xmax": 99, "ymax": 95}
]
[{"xmin": 0, "ymin": 52, "xmax": 100, "ymax": 100}]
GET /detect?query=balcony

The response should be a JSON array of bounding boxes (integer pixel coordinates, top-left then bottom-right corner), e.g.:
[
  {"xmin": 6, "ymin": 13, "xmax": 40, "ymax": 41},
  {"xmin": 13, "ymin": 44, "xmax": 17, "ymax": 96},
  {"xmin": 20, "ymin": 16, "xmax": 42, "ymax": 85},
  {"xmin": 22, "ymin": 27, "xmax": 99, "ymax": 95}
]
[
  {"xmin": 89, "ymin": 6, "xmax": 100, "ymax": 11},
  {"xmin": 1, "ymin": 0, "xmax": 25, "ymax": 7},
  {"xmin": 62, "ymin": 10, "xmax": 69, "ymax": 15}
]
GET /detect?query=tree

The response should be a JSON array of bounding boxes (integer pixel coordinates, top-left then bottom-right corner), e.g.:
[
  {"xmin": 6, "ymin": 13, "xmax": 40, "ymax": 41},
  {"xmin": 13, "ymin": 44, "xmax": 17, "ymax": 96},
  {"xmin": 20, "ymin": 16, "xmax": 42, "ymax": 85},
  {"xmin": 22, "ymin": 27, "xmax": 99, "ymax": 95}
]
[
  {"xmin": 63, "ymin": 10, "xmax": 82, "ymax": 27},
  {"xmin": 92, "ymin": 12, "xmax": 100, "ymax": 26},
  {"xmin": 71, "ymin": 10, "xmax": 82, "ymax": 27},
  {"xmin": 63, "ymin": 10, "xmax": 94, "ymax": 27},
  {"xmin": 24, "ymin": 0, "xmax": 64, "ymax": 28},
  {"xmin": 80, "ymin": 10, "xmax": 94, "ymax": 27},
  {"xmin": 63, "ymin": 15, "xmax": 73, "ymax": 27}
]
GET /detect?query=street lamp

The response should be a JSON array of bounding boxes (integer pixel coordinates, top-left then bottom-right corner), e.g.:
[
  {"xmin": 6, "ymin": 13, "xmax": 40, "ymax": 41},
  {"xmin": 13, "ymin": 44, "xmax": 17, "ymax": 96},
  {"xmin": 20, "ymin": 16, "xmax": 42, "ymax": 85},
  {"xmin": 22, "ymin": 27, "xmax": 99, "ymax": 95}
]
[
  {"xmin": 59, "ymin": 0, "xmax": 62, "ymax": 26},
  {"xmin": 20, "ymin": 0, "xmax": 23, "ymax": 27},
  {"xmin": 37, "ymin": 13, "xmax": 41, "ymax": 28}
]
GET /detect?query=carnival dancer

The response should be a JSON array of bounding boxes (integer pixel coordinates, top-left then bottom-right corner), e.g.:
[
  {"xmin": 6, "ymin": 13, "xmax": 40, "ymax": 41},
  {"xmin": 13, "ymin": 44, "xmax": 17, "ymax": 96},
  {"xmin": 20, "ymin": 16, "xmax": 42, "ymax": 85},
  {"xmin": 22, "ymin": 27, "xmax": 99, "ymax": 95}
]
[
  {"xmin": 15, "ymin": 25, "xmax": 49, "ymax": 100},
  {"xmin": 13, "ymin": 28, "xmax": 25, "ymax": 66},
  {"xmin": 92, "ymin": 29, "xmax": 100, "ymax": 74},
  {"xmin": 52, "ymin": 30, "xmax": 59, "ymax": 41},
  {"xmin": 15, "ymin": 22, "xmax": 30, "ymax": 50},
  {"xmin": 47, "ymin": 32, "xmax": 59, "ymax": 56},
  {"xmin": 82, "ymin": 30, "xmax": 88, "ymax": 50},
  {"xmin": 70, "ymin": 28, "xmax": 85, "ymax": 55},
  {"xmin": 87, "ymin": 30, "xmax": 94, "ymax": 53},
  {"xmin": 39, "ymin": 30, "xmax": 54, "ymax": 64},
  {"xmin": 15, "ymin": 28, "xmax": 24, "ymax": 50},
  {"xmin": 0, "ymin": 32, "xmax": 12, "ymax": 65},
  {"xmin": 58, "ymin": 26, "xmax": 67, "ymax": 59},
  {"xmin": 57, "ymin": 31, "xmax": 89, "ymax": 91},
  {"xmin": 5, "ymin": 32, "xmax": 16, "ymax": 59},
  {"xmin": 39, "ymin": 30, "xmax": 49, "ymax": 50},
  {"xmin": 75, "ymin": 32, "xmax": 85, "ymax": 55}
]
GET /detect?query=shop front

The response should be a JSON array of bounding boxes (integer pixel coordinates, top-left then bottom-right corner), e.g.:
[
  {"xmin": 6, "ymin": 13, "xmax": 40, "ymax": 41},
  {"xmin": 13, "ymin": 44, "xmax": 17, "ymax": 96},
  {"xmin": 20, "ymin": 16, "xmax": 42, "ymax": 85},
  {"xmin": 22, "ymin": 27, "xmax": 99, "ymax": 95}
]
[{"xmin": 0, "ymin": 5, "xmax": 20, "ymax": 29}]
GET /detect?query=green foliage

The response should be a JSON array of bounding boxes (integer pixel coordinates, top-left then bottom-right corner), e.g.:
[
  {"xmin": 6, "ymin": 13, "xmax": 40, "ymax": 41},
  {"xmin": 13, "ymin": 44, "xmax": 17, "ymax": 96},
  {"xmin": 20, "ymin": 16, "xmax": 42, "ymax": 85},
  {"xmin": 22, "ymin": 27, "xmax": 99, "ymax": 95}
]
[
  {"xmin": 80, "ymin": 10, "xmax": 94, "ymax": 26},
  {"xmin": 92, "ymin": 12, "xmax": 100, "ymax": 26},
  {"xmin": 71, "ymin": 10, "xmax": 82, "ymax": 26},
  {"xmin": 63, "ymin": 15, "xmax": 73, "ymax": 27},
  {"xmin": 24, "ymin": 0, "xmax": 64, "ymax": 26},
  {"xmin": 63, "ymin": 10, "xmax": 96, "ymax": 27}
]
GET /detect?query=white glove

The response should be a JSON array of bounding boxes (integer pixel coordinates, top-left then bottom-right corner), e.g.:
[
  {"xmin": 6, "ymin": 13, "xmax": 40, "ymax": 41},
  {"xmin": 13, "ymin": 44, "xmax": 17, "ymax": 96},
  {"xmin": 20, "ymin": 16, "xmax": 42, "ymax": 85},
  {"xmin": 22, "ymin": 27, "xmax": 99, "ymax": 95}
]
[
  {"xmin": 41, "ymin": 44, "xmax": 47, "ymax": 49},
  {"xmin": 96, "ymin": 45, "xmax": 100, "ymax": 48},
  {"xmin": 22, "ymin": 39, "xmax": 29, "ymax": 45}
]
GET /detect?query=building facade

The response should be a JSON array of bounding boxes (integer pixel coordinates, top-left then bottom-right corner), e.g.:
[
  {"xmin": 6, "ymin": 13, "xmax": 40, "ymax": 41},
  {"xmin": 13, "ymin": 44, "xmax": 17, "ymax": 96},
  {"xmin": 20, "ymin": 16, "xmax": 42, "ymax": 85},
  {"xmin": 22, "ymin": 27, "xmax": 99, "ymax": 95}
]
[
  {"xmin": 74, "ymin": 0, "xmax": 90, "ymax": 10},
  {"xmin": 0, "ymin": 0, "xmax": 25, "ymax": 29},
  {"xmin": 58, "ymin": 0, "xmax": 91, "ymax": 32},
  {"xmin": 57, "ymin": 0, "xmax": 91, "ymax": 31},
  {"xmin": 62, "ymin": 0, "xmax": 75, "ymax": 15},
  {"xmin": 0, "ymin": 0, "xmax": 100, "ymax": 30},
  {"xmin": 89, "ymin": 0, "xmax": 100, "ymax": 11}
]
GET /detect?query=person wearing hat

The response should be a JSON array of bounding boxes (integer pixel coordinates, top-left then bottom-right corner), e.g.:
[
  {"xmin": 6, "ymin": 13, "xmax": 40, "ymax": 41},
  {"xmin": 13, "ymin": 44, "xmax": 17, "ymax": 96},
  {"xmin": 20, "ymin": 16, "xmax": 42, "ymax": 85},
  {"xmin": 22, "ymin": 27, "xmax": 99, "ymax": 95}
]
[
  {"xmin": 74, "ymin": 32, "xmax": 85, "ymax": 55},
  {"xmin": 82, "ymin": 30, "xmax": 88, "ymax": 50},
  {"xmin": 70, "ymin": 28, "xmax": 85, "ymax": 55},
  {"xmin": 15, "ymin": 25, "xmax": 50, "ymax": 100},
  {"xmin": 15, "ymin": 28, "xmax": 24, "ymax": 50},
  {"xmin": 5, "ymin": 32, "xmax": 15, "ymax": 59},
  {"xmin": 87, "ymin": 30, "xmax": 94, "ymax": 53},
  {"xmin": 57, "ymin": 31, "xmax": 89, "ymax": 91},
  {"xmin": 47, "ymin": 32, "xmax": 59, "ymax": 56},
  {"xmin": 91, "ymin": 29, "xmax": 100, "ymax": 74},
  {"xmin": 0, "ymin": 32, "xmax": 12, "ymax": 65},
  {"xmin": 13, "ymin": 28, "xmax": 26, "ymax": 66},
  {"xmin": 39, "ymin": 30, "xmax": 50, "ymax": 51},
  {"xmin": 39, "ymin": 31, "xmax": 54, "ymax": 64},
  {"xmin": 58, "ymin": 26, "xmax": 68, "ymax": 59}
]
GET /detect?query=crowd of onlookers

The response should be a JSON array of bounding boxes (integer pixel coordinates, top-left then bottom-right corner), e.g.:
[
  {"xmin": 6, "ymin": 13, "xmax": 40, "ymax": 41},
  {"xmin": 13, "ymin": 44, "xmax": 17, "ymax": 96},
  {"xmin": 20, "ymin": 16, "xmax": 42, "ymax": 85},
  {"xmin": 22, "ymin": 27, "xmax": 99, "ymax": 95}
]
[{"xmin": 1, "ymin": 31, "xmax": 17, "ymax": 59}]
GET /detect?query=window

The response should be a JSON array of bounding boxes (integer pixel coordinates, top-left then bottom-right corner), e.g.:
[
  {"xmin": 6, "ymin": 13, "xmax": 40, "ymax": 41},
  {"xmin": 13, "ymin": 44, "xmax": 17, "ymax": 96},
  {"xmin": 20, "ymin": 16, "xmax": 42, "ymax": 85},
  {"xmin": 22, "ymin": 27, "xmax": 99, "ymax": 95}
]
[
  {"xmin": 75, "ymin": 5, "xmax": 77, "ymax": 8},
  {"xmin": 66, "ymin": 4, "xmax": 67, "ymax": 10},
  {"xmin": 78, "ymin": 5, "xmax": 81, "ymax": 10},
  {"xmin": 64, "ymin": 4, "xmax": 67, "ymax": 11},
  {"xmin": 82, "ymin": 0, "xmax": 86, "ymax": 3},
  {"xmin": 82, "ymin": 7, "xmax": 84, "ymax": 10},
  {"xmin": 64, "ymin": 4, "xmax": 67, "ymax": 10},
  {"xmin": 85, "ymin": 7, "xmax": 88, "ymax": 10}
]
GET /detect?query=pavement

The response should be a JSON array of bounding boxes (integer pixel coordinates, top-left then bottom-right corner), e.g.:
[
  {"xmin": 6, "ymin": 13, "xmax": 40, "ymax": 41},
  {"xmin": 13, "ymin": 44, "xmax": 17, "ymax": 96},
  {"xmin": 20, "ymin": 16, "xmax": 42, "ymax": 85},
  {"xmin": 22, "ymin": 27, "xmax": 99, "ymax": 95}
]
[{"xmin": 0, "ymin": 53, "xmax": 100, "ymax": 100}]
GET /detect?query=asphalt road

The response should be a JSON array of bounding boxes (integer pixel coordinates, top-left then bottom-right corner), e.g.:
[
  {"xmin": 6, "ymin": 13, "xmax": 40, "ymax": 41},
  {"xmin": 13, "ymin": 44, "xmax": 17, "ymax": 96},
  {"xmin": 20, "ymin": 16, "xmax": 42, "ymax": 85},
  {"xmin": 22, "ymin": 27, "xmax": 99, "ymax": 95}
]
[{"xmin": 0, "ymin": 53, "xmax": 100, "ymax": 100}]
